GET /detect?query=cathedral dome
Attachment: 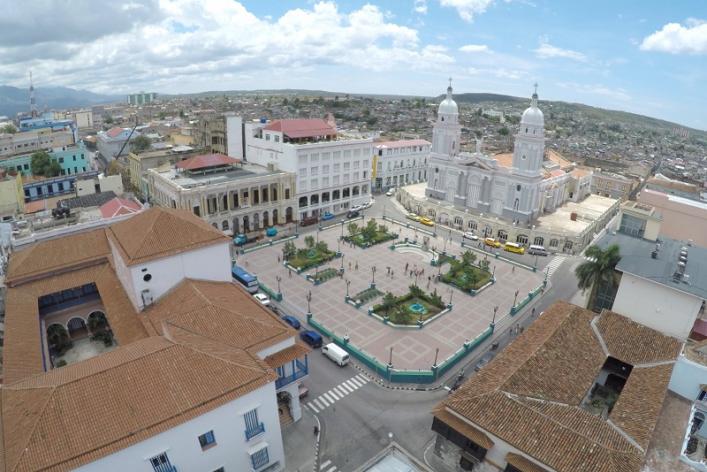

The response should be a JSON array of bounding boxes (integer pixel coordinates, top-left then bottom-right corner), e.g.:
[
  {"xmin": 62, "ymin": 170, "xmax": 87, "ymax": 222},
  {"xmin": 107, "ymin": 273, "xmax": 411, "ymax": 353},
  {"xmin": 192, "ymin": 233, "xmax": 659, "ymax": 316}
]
[
  {"xmin": 438, "ymin": 82, "xmax": 458, "ymax": 115},
  {"xmin": 521, "ymin": 88, "xmax": 543, "ymax": 127}
]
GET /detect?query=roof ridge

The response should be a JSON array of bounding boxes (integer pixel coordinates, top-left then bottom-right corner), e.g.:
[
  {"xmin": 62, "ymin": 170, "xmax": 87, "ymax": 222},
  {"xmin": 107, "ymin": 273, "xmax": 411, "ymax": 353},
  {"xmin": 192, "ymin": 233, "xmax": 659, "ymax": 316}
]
[
  {"xmin": 7, "ymin": 386, "xmax": 57, "ymax": 472},
  {"xmin": 506, "ymin": 394, "xmax": 639, "ymax": 454}
]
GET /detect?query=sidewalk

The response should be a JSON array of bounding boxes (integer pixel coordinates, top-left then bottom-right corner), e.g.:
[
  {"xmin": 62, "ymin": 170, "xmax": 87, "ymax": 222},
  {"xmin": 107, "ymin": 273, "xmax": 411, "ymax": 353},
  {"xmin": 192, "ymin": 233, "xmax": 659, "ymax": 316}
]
[{"xmin": 283, "ymin": 407, "xmax": 319, "ymax": 472}]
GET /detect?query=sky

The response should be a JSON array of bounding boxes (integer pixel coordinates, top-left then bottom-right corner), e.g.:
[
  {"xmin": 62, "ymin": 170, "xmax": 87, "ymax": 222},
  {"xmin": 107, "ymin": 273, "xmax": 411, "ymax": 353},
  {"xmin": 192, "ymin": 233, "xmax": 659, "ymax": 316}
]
[{"xmin": 1, "ymin": 0, "xmax": 706, "ymax": 129}]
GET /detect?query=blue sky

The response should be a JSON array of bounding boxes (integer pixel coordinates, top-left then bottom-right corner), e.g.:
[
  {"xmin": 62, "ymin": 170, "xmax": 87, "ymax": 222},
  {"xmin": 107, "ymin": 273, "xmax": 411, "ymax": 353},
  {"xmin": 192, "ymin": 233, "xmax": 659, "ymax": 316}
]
[{"xmin": 2, "ymin": 0, "xmax": 705, "ymax": 128}]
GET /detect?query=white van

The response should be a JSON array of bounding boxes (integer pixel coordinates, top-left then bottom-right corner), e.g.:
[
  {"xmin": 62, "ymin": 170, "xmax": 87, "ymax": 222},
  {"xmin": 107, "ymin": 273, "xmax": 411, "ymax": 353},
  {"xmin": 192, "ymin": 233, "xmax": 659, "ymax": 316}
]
[
  {"xmin": 322, "ymin": 343, "xmax": 350, "ymax": 366},
  {"xmin": 528, "ymin": 244, "xmax": 548, "ymax": 256}
]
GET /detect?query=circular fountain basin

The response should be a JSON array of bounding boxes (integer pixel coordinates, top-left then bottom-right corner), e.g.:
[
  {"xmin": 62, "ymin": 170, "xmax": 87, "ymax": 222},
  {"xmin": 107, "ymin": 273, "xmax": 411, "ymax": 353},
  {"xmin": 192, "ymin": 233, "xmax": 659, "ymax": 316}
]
[{"xmin": 409, "ymin": 303, "xmax": 427, "ymax": 314}]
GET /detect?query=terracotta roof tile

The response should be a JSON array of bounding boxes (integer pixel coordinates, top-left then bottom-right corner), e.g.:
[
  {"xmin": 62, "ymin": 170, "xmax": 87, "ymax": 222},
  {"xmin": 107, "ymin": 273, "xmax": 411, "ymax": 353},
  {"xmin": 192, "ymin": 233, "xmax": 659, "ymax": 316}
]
[
  {"xmin": 3, "ymin": 336, "xmax": 275, "ymax": 472},
  {"xmin": 98, "ymin": 197, "xmax": 142, "ymax": 219},
  {"xmin": 506, "ymin": 453, "xmax": 550, "ymax": 472},
  {"xmin": 6, "ymin": 229, "xmax": 110, "ymax": 286},
  {"xmin": 432, "ymin": 407, "xmax": 494, "ymax": 450},
  {"xmin": 435, "ymin": 301, "xmax": 680, "ymax": 472},
  {"xmin": 175, "ymin": 153, "xmax": 240, "ymax": 170},
  {"xmin": 263, "ymin": 119, "xmax": 336, "ymax": 139},
  {"xmin": 265, "ymin": 340, "xmax": 311, "ymax": 368},
  {"xmin": 107, "ymin": 207, "xmax": 228, "ymax": 266}
]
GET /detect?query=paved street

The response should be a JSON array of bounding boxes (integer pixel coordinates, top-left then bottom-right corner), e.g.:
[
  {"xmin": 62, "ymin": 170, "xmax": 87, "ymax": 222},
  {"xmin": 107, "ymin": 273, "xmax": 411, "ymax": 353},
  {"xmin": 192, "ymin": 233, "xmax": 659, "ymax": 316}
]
[{"xmin": 238, "ymin": 196, "xmax": 546, "ymax": 371}]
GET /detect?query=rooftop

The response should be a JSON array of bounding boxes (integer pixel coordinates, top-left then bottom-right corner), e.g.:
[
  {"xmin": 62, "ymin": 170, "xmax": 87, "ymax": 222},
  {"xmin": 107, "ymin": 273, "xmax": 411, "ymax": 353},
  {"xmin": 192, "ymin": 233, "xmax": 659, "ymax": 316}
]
[
  {"xmin": 434, "ymin": 301, "xmax": 682, "ymax": 472},
  {"xmin": 374, "ymin": 139, "xmax": 430, "ymax": 149},
  {"xmin": 264, "ymin": 118, "xmax": 336, "ymax": 139},
  {"xmin": 175, "ymin": 152, "xmax": 241, "ymax": 171},
  {"xmin": 99, "ymin": 197, "xmax": 143, "ymax": 219},
  {"xmin": 596, "ymin": 231, "xmax": 707, "ymax": 299},
  {"xmin": 151, "ymin": 160, "xmax": 285, "ymax": 190}
]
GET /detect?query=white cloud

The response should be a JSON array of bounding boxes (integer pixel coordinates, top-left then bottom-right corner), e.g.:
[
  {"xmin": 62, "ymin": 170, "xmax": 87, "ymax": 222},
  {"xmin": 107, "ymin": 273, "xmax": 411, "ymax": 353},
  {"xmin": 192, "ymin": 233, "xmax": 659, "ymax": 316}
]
[
  {"xmin": 640, "ymin": 19, "xmax": 707, "ymax": 54},
  {"xmin": 439, "ymin": 0, "xmax": 494, "ymax": 22},
  {"xmin": 459, "ymin": 44, "xmax": 489, "ymax": 53},
  {"xmin": 414, "ymin": 0, "xmax": 428, "ymax": 14},
  {"xmin": 467, "ymin": 66, "xmax": 523, "ymax": 80},
  {"xmin": 0, "ymin": 0, "xmax": 455, "ymax": 93},
  {"xmin": 557, "ymin": 82, "xmax": 630, "ymax": 101},
  {"xmin": 534, "ymin": 38, "xmax": 586, "ymax": 61}
]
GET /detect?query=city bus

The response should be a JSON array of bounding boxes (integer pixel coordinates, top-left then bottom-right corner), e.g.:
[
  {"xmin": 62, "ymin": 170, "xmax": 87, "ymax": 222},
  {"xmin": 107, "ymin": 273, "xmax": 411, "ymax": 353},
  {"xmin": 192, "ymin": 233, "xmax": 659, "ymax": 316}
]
[
  {"xmin": 232, "ymin": 265, "xmax": 259, "ymax": 293},
  {"xmin": 503, "ymin": 242, "xmax": 525, "ymax": 255}
]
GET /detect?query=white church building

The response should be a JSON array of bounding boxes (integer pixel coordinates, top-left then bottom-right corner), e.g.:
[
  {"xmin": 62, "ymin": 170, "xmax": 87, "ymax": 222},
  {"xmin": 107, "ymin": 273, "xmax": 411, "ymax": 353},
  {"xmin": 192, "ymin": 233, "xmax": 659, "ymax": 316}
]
[{"xmin": 425, "ymin": 83, "xmax": 578, "ymax": 225}]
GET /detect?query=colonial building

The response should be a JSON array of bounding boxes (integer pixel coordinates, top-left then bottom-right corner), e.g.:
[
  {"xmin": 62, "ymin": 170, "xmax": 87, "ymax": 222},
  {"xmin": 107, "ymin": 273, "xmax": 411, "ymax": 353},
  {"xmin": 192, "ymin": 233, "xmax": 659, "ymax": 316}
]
[
  {"xmin": 97, "ymin": 126, "xmax": 142, "ymax": 161},
  {"xmin": 147, "ymin": 153, "xmax": 297, "ymax": 236},
  {"xmin": 245, "ymin": 117, "xmax": 372, "ymax": 220},
  {"xmin": 432, "ymin": 300, "xmax": 682, "ymax": 472},
  {"xmin": 127, "ymin": 145, "xmax": 202, "ymax": 195},
  {"xmin": 591, "ymin": 171, "xmax": 637, "ymax": 200},
  {"xmin": 373, "ymin": 139, "xmax": 430, "ymax": 192},
  {"xmin": 0, "ymin": 207, "xmax": 308, "ymax": 471},
  {"xmin": 195, "ymin": 112, "xmax": 244, "ymax": 159},
  {"xmin": 0, "ymin": 127, "xmax": 75, "ymax": 158},
  {"xmin": 426, "ymin": 83, "xmax": 582, "ymax": 224}
]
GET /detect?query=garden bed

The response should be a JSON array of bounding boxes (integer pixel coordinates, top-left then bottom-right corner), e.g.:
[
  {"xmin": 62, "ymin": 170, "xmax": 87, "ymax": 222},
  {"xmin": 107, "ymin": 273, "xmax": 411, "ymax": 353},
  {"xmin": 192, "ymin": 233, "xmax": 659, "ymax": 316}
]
[
  {"xmin": 282, "ymin": 237, "xmax": 337, "ymax": 272},
  {"xmin": 344, "ymin": 219, "xmax": 397, "ymax": 248},
  {"xmin": 307, "ymin": 267, "xmax": 340, "ymax": 285},
  {"xmin": 351, "ymin": 287, "xmax": 383, "ymax": 305},
  {"xmin": 441, "ymin": 251, "xmax": 493, "ymax": 292},
  {"xmin": 371, "ymin": 285, "xmax": 446, "ymax": 326}
]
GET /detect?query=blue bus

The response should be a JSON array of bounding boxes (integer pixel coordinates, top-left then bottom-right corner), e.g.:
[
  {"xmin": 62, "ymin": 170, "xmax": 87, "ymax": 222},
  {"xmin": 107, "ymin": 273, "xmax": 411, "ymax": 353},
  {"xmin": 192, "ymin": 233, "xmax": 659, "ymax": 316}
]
[{"xmin": 232, "ymin": 265, "xmax": 259, "ymax": 293}]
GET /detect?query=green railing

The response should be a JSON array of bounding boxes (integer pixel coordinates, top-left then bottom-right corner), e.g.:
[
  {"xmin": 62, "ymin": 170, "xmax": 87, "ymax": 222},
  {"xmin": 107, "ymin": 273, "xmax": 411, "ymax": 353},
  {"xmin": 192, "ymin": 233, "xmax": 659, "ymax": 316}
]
[
  {"xmin": 509, "ymin": 281, "xmax": 545, "ymax": 315},
  {"xmin": 459, "ymin": 241, "xmax": 537, "ymax": 272},
  {"xmin": 382, "ymin": 216, "xmax": 437, "ymax": 237},
  {"xmin": 307, "ymin": 316, "xmax": 493, "ymax": 384},
  {"xmin": 240, "ymin": 234, "xmax": 298, "ymax": 254},
  {"xmin": 258, "ymin": 282, "xmax": 282, "ymax": 302}
]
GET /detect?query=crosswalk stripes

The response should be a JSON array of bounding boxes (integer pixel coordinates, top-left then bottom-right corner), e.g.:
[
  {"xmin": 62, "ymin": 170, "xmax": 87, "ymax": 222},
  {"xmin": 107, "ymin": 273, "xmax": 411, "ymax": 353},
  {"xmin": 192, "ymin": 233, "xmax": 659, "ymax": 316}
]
[
  {"xmin": 320, "ymin": 459, "xmax": 337, "ymax": 472},
  {"xmin": 544, "ymin": 255, "xmax": 566, "ymax": 278},
  {"xmin": 306, "ymin": 374, "xmax": 369, "ymax": 414}
]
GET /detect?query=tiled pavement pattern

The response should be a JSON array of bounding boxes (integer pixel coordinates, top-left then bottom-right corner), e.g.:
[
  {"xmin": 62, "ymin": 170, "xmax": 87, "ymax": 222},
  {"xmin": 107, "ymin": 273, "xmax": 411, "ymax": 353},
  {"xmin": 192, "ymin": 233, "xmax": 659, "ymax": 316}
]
[{"xmin": 238, "ymin": 221, "xmax": 544, "ymax": 370}]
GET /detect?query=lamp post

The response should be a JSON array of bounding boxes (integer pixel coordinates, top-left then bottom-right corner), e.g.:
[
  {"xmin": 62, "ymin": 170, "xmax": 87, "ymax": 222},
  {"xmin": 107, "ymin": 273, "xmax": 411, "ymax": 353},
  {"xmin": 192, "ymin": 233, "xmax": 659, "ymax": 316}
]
[
  {"xmin": 340, "ymin": 253, "xmax": 345, "ymax": 270},
  {"xmin": 513, "ymin": 289, "xmax": 519, "ymax": 307},
  {"xmin": 341, "ymin": 220, "xmax": 345, "ymax": 239},
  {"xmin": 492, "ymin": 305, "xmax": 498, "ymax": 326},
  {"xmin": 276, "ymin": 275, "xmax": 282, "ymax": 296},
  {"xmin": 306, "ymin": 290, "xmax": 312, "ymax": 314},
  {"xmin": 345, "ymin": 279, "xmax": 351, "ymax": 298},
  {"xmin": 371, "ymin": 265, "xmax": 377, "ymax": 285},
  {"xmin": 449, "ymin": 287, "xmax": 454, "ymax": 306}
]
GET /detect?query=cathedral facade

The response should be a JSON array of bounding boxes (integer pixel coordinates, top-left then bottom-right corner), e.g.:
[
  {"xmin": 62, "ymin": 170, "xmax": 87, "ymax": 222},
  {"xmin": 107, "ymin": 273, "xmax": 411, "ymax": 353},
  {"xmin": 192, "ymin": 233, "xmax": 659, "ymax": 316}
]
[{"xmin": 425, "ymin": 83, "xmax": 578, "ymax": 225}]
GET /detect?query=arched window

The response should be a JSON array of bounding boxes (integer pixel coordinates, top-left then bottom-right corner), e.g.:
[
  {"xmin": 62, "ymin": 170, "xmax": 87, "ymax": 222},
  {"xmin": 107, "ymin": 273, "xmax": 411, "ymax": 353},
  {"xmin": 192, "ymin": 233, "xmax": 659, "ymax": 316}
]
[
  {"xmin": 564, "ymin": 240, "xmax": 574, "ymax": 252},
  {"xmin": 467, "ymin": 220, "xmax": 477, "ymax": 231},
  {"xmin": 533, "ymin": 236, "xmax": 544, "ymax": 246},
  {"xmin": 454, "ymin": 216, "xmax": 463, "ymax": 227},
  {"xmin": 427, "ymin": 209, "xmax": 436, "ymax": 218},
  {"xmin": 497, "ymin": 230, "xmax": 508, "ymax": 242},
  {"xmin": 516, "ymin": 234, "xmax": 528, "ymax": 245},
  {"xmin": 513, "ymin": 198, "xmax": 520, "ymax": 211},
  {"xmin": 549, "ymin": 238, "xmax": 559, "ymax": 248},
  {"xmin": 221, "ymin": 220, "xmax": 229, "ymax": 230}
]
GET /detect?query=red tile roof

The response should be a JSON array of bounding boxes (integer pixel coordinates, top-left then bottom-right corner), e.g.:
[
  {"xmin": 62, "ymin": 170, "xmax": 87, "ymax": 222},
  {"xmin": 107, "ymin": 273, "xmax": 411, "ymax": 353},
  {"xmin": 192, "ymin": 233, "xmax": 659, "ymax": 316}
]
[
  {"xmin": 175, "ymin": 153, "xmax": 240, "ymax": 171},
  {"xmin": 106, "ymin": 127, "xmax": 126, "ymax": 138},
  {"xmin": 99, "ymin": 197, "xmax": 143, "ymax": 219},
  {"xmin": 264, "ymin": 119, "xmax": 336, "ymax": 139}
]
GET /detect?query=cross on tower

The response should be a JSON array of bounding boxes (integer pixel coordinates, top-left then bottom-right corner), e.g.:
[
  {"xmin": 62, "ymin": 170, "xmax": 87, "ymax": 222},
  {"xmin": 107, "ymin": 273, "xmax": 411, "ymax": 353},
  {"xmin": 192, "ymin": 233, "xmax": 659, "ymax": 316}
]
[
  {"xmin": 533, "ymin": 82, "xmax": 538, "ymax": 95},
  {"xmin": 449, "ymin": 77, "xmax": 453, "ymax": 88}
]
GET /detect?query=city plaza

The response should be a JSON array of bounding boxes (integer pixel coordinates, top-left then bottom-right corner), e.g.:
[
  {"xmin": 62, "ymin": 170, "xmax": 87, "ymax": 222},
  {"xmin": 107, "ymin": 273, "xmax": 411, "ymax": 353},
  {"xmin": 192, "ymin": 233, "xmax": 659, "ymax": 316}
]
[{"xmin": 237, "ymin": 218, "xmax": 547, "ymax": 371}]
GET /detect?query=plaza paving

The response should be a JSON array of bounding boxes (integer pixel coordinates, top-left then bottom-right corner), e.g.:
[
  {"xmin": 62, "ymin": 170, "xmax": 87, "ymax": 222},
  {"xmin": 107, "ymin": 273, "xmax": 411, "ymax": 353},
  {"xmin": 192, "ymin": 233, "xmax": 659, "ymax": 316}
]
[{"xmin": 238, "ymin": 220, "xmax": 545, "ymax": 370}]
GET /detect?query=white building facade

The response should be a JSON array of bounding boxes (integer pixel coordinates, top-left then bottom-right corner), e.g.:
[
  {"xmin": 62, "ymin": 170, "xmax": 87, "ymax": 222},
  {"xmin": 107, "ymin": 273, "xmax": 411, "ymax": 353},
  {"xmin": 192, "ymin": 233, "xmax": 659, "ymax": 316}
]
[
  {"xmin": 373, "ymin": 139, "xmax": 430, "ymax": 192},
  {"xmin": 425, "ymin": 83, "xmax": 574, "ymax": 224},
  {"xmin": 245, "ymin": 119, "xmax": 373, "ymax": 221}
]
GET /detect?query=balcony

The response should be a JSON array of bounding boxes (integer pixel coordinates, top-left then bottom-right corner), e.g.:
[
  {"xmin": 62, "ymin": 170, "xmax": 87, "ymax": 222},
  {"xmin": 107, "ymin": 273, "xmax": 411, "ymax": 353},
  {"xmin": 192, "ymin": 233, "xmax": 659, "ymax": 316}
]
[
  {"xmin": 245, "ymin": 422, "xmax": 265, "ymax": 441},
  {"xmin": 153, "ymin": 464, "xmax": 177, "ymax": 472},
  {"xmin": 275, "ymin": 358, "xmax": 308, "ymax": 390}
]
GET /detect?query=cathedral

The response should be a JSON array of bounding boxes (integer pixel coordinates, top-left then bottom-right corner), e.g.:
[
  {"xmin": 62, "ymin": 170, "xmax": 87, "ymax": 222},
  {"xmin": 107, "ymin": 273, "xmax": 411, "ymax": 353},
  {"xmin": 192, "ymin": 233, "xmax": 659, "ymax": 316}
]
[{"xmin": 425, "ymin": 82, "xmax": 587, "ymax": 224}]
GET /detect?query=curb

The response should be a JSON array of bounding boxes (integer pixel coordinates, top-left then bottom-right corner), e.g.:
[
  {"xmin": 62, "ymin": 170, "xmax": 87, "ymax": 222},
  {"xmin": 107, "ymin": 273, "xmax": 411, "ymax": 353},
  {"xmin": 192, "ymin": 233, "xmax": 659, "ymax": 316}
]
[{"xmin": 349, "ymin": 362, "xmax": 445, "ymax": 392}]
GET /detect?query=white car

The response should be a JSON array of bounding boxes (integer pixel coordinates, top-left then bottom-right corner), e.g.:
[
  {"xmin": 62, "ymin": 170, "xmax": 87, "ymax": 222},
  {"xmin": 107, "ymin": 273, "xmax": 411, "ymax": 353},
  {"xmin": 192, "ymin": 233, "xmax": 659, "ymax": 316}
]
[
  {"xmin": 351, "ymin": 204, "xmax": 364, "ymax": 212},
  {"xmin": 253, "ymin": 293, "xmax": 270, "ymax": 306},
  {"xmin": 386, "ymin": 188, "xmax": 395, "ymax": 196},
  {"xmin": 362, "ymin": 199, "xmax": 374, "ymax": 209},
  {"xmin": 463, "ymin": 231, "xmax": 479, "ymax": 241}
]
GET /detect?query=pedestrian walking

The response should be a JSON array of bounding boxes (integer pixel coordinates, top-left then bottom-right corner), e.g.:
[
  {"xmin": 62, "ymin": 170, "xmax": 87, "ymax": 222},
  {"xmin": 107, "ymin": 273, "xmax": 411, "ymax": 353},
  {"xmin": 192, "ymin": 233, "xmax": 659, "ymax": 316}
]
[
  {"xmin": 288, "ymin": 267, "xmax": 292, "ymax": 278},
  {"xmin": 405, "ymin": 262, "xmax": 409, "ymax": 272},
  {"xmin": 355, "ymin": 262, "xmax": 359, "ymax": 270},
  {"xmin": 512, "ymin": 266, "xmax": 515, "ymax": 274},
  {"xmin": 277, "ymin": 255, "xmax": 280, "ymax": 263},
  {"xmin": 391, "ymin": 270, "xmax": 394, "ymax": 278},
  {"xmin": 349, "ymin": 262, "xmax": 352, "ymax": 270}
]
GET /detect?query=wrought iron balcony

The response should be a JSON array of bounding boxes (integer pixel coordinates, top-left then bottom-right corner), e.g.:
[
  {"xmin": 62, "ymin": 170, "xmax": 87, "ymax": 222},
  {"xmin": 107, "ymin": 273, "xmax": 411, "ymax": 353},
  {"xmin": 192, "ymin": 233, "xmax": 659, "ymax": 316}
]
[
  {"xmin": 245, "ymin": 422, "xmax": 265, "ymax": 440},
  {"xmin": 275, "ymin": 358, "xmax": 308, "ymax": 390}
]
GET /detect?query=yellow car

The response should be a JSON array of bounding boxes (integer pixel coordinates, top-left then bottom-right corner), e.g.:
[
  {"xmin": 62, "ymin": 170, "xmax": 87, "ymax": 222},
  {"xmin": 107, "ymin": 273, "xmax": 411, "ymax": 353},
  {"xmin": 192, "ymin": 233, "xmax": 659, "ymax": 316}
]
[
  {"xmin": 484, "ymin": 237, "xmax": 501, "ymax": 248},
  {"xmin": 418, "ymin": 217, "xmax": 435, "ymax": 227},
  {"xmin": 406, "ymin": 213, "xmax": 421, "ymax": 222}
]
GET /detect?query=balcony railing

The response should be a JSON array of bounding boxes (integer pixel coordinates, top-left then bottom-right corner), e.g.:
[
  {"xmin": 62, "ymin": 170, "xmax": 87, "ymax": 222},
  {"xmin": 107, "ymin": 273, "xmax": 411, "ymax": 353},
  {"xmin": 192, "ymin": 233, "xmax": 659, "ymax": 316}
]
[
  {"xmin": 275, "ymin": 358, "xmax": 308, "ymax": 389},
  {"xmin": 152, "ymin": 463, "xmax": 177, "ymax": 472},
  {"xmin": 245, "ymin": 422, "xmax": 265, "ymax": 440}
]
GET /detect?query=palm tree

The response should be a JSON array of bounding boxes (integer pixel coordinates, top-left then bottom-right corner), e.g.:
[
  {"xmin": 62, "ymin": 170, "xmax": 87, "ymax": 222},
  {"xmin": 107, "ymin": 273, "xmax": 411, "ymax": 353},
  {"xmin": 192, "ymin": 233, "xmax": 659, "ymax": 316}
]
[{"xmin": 575, "ymin": 244, "xmax": 621, "ymax": 311}]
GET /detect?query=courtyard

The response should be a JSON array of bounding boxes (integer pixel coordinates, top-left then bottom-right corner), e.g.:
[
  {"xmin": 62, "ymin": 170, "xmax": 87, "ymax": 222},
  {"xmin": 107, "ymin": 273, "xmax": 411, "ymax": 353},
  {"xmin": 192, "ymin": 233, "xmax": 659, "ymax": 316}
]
[{"xmin": 238, "ymin": 219, "xmax": 545, "ymax": 371}]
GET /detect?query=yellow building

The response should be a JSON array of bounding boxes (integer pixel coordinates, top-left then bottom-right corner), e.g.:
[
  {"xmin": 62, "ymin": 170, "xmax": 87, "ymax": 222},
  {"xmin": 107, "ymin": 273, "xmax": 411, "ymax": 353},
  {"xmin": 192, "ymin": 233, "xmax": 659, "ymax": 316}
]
[
  {"xmin": 0, "ymin": 172, "xmax": 25, "ymax": 220},
  {"xmin": 127, "ymin": 146, "xmax": 202, "ymax": 195}
]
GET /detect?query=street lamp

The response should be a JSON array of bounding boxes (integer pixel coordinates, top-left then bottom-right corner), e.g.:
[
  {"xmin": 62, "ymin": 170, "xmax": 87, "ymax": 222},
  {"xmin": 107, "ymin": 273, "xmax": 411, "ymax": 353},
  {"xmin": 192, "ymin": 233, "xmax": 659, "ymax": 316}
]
[
  {"xmin": 341, "ymin": 220, "xmax": 345, "ymax": 239},
  {"xmin": 345, "ymin": 279, "xmax": 351, "ymax": 297},
  {"xmin": 306, "ymin": 290, "xmax": 312, "ymax": 314},
  {"xmin": 276, "ymin": 275, "xmax": 282, "ymax": 295},
  {"xmin": 371, "ymin": 265, "xmax": 377, "ymax": 285},
  {"xmin": 513, "ymin": 289, "xmax": 519, "ymax": 307},
  {"xmin": 449, "ymin": 287, "xmax": 454, "ymax": 306},
  {"xmin": 340, "ymin": 253, "xmax": 345, "ymax": 270},
  {"xmin": 492, "ymin": 305, "xmax": 498, "ymax": 325}
]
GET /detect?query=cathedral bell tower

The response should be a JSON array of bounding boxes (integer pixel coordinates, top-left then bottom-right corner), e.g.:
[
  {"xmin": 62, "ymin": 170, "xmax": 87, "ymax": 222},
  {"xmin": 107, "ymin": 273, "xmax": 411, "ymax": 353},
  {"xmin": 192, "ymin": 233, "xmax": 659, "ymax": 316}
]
[
  {"xmin": 512, "ymin": 84, "xmax": 545, "ymax": 176},
  {"xmin": 431, "ymin": 78, "xmax": 462, "ymax": 159}
]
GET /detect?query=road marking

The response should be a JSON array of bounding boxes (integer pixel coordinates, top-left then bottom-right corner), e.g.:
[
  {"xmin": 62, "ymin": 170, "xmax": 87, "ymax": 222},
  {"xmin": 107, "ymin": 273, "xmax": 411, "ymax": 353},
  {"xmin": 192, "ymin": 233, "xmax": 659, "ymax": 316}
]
[
  {"xmin": 340, "ymin": 382, "xmax": 355, "ymax": 393},
  {"xmin": 328, "ymin": 389, "xmax": 341, "ymax": 401},
  {"xmin": 324, "ymin": 467, "xmax": 337, "ymax": 472},
  {"xmin": 356, "ymin": 374, "xmax": 369, "ymax": 383},
  {"xmin": 306, "ymin": 402, "xmax": 319, "ymax": 413},
  {"xmin": 334, "ymin": 385, "xmax": 348, "ymax": 397},
  {"xmin": 320, "ymin": 460, "xmax": 332, "ymax": 469},
  {"xmin": 323, "ymin": 392, "xmax": 336, "ymax": 404},
  {"xmin": 349, "ymin": 377, "xmax": 363, "ymax": 388},
  {"xmin": 544, "ymin": 256, "xmax": 567, "ymax": 278},
  {"xmin": 317, "ymin": 396, "xmax": 330, "ymax": 408}
]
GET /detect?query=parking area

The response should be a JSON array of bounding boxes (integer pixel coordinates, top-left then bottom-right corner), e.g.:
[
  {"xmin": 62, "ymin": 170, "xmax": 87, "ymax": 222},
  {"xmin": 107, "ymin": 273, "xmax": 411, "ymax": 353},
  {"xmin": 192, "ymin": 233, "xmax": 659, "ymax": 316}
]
[{"xmin": 238, "ymin": 220, "xmax": 545, "ymax": 371}]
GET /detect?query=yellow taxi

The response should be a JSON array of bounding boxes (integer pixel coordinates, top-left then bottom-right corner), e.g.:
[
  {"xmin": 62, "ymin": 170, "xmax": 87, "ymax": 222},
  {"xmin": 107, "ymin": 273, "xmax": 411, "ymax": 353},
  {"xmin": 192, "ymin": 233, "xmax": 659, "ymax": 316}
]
[
  {"xmin": 484, "ymin": 237, "xmax": 502, "ymax": 248},
  {"xmin": 418, "ymin": 216, "xmax": 435, "ymax": 227},
  {"xmin": 503, "ymin": 242, "xmax": 525, "ymax": 254}
]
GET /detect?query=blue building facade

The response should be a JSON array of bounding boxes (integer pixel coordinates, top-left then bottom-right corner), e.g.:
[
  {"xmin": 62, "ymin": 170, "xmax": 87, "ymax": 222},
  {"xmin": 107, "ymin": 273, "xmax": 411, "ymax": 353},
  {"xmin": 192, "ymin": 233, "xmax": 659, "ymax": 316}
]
[
  {"xmin": 23, "ymin": 170, "xmax": 99, "ymax": 202},
  {"xmin": 0, "ymin": 143, "xmax": 90, "ymax": 177}
]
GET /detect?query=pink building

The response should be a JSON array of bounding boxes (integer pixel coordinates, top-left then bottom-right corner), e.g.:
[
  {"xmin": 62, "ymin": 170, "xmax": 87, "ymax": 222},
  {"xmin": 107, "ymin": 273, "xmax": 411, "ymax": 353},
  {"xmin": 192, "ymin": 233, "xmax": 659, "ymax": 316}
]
[{"xmin": 638, "ymin": 188, "xmax": 707, "ymax": 247}]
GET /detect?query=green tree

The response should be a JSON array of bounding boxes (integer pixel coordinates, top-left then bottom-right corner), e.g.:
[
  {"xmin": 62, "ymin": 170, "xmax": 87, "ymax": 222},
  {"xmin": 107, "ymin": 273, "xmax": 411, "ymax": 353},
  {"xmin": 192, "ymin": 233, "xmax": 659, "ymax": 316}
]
[
  {"xmin": 1, "ymin": 124, "xmax": 17, "ymax": 134},
  {"xmin": 282, "ymin": 241, "xmax": 296, "ymax": 260},
  {"xmin": 30, "ymin": 151, "xmax": 54, "ymax": 176},
  {"xmin": 131, "ymin": 135, "xmax": 152, "ymax": 152},
  {"xmin": 304, "ymin": 235, "xmax": 316, "ymax": 249},
  {"xmin": 409, "ymin": 284, "xmax": 424, "ymax": 297},
  {"xmin": 575, "ymin": 244, "xmax": 621, "ymax": 311},
  {"xmin": 315, "ymin": 241, "xmax": 328, "ymax": 254},
  {"xmin": 47, "ymin": 324, "xmax": 73, "ymax": 356},
  {"xmin": 498, "ymin": 127, "xmax": 509, "ymax": 136},
  {"xmin": 429, "ymin": 289, "xmax": 444, "ymax": 308},
  {"xmin": 461, "ymin": 250, "xmax": 477, "ymax": 266},
  {"xmin": 362, "ymin": 219, "xmax": 377, "ymax": 240},
  {"xmin": 381, "ymin": 292, "xmax": 397, "ymax": 311},
  {"xmin": 347, "ymin": 222, "xmax": 359, "ymax": 236},
  {"xmin": 46, "ymin": 161, "xmax": 62, "ymax": 177},
  {"xmin": 103, "ymin": 115, "xmax": 114, "ymax": 125}
]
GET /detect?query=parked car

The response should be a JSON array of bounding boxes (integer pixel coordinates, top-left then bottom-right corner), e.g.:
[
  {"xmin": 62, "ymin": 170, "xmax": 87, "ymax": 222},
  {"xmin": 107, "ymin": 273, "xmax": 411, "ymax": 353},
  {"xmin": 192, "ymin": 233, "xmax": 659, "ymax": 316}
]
[
  {"xmin": 386, "ymin": 188, "xmax": 395, "ymax": 196},
  {"xmin": 418, "ymin": 216, "xmax": 435, "ymax": 227},
  {"xmin": 350, "ymin": 204, "xmax": 364, "ymax": 212},
  {"xmin": 362, "ymin": 198, "xmax": 374, "ymax": 209},
  {"xmin": 484, "ymin": 237, "xmax": 502, "ymax": 248},
  {"xmin": 474, "ymin": 352, "xmax": 495, "ymax": 372},
  {"xmin": 282, "ymin": 315, "xmax": 301, "ymax": 330},
  {"xmin": 300, "ymin": 215, "xmax": 318, "ymax": 226},
  {"xmin": 320, "ymin": 211, "xmax": 335, "ymax": 221},
  {"xmin": 463, "ymin": 231, "xmax": 478, "ymax": 241},
  {"xmin": 346, "ymin": 210, "xmax": 360, "ymax": 219},
  {"xmin": 300, "ymin": 330, "xmax": 323, "ymax": 348},
  {"xmin": 406, "ymin": 212, "xmax": 421, "ymax": 222},
  {"xmin": 298, "ymin": 384, "xmax": 309, "ymax": 398},
  {"xmin": 253, "ymin": 293, "xmax": 270, "ymax": 306},
  {"xmin": 322, "ymin": 343, "xmax": 350, "ymax": 366}
]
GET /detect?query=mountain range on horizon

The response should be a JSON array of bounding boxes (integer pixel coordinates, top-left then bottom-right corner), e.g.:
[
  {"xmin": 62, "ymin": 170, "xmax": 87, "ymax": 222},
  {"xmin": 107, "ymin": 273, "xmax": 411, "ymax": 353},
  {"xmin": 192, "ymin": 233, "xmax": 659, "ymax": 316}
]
[{"xmin": 0, "ymin": 85, "xmax": 121, "ymax": 119}]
